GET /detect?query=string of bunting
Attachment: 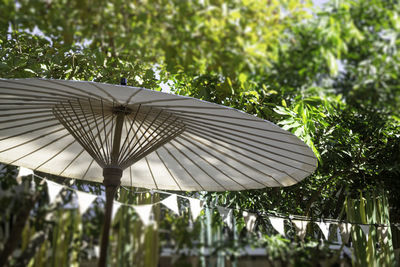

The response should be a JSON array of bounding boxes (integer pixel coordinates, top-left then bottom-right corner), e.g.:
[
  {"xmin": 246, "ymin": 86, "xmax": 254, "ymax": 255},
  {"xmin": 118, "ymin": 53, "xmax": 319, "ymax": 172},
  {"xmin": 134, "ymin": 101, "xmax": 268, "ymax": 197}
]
[{"xmin": 17, "ymin": 167, "xmax": 399, "ymax": 243}]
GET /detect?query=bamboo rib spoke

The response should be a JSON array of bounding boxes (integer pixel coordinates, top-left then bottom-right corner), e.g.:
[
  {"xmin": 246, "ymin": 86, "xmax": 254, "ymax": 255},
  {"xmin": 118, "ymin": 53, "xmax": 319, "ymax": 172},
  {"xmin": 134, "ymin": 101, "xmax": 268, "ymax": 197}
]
[
  {"xmin": 0, "ymin": 109, "xmax": 52, "ymax": 118},
  {"xmin": 3, "ymin": 80, "xmax": 98, "ymax": 100},
  {"xmin": 157, "ymin": 145, "xmax": 206, "ymax": 191},
  {"xmin": 51, "ymin": 97, "xmax": 185, "ymax": 169},
  {"xmin": 88, "ymin": 82, "xmax": 119, "ymax": 103},
  {"xmin": 183, "ymin": 124, "xmax": 315, "ymax": 171},
  {"xmin": 151, "ymin": 108, "xmax": 260, "ymax": 121},
  {"xmin": 0, "ymin": 97, "xmax": 60, "ymax": 103},
  {"xmin": 182, "ymin": 127, "xmax": 311, "ymax": 176},
  {"xmin": 154, "ymin": 150, "xmax": 183, "ymax": 190},
  {"xmin": 54, "ymin": 102, "xmax": 106, "ymax": 164},
  {"xmin": 145, "ymin": 156, "xmax": 158, "ymax": 189},
  {"xmin": 179, "ymin": 134, "xmax": 281, "ymax": 186},
  {"xmin": 172, "ymin": 138, "xmax": 248, "ymax": 189},
  {"xmin": 141, "ymin": 104, "xmax": 226, "ymax": 110},
  {"xmin": 0, "ymin": 104, "xmax": 54, "ymax": 110},
  {"xmin": 118, "ymin": 104, "xmax": 142, "ymax": 158},
  {"xmin": 168, "ymin": 110, "xmax": 293, "ymax": 135},
  {"xmin": 126, "ymin": 111, "xmax": 171, "ymax": 158},
  {"xmin": 0, "ymin": 121, "xmax": 60, "ymax": 141},
  {"xmin": 177, "ymin": 135, "xmax": 273, "ymax": 187},
  {"xmin": 59, "ymin": 148, "xmax": 86, "ymax": 176},
  {"xmin": 9, "ymin": 132, "xmax": 73, "ymax": 165},
  {"xmin": 167, "ymin": 141, "xmax": 228, "ymax": 191},
  {"xmin": 124, "ymin": 89, "xmax": 143, "ymax": 105},
  {"xmin": 0, "ymin": 127, "xmax": 67, "ymax": 154},
  {"xmin": 181, "ymin": 130, "xmax": 301, "ymax": 182},
  {"xmin": 124, "ymin": 108, "xmax": 161, "ymax": 159},
  {"xmin": 119, "ymin": 112, "xmax": 185, "ymax": 168},
  {"xmin": 122, "ymin": 123, "xmax": 184, "ymax": 168},
  {"xmin": 0, "ymin": 90, "xmax": 81, "ymax": 101},
  {"xmin": 182, "ymin": 119, "xmax": 315, "ymax": 160},
  {"xmin": 178, "ymin": 116, "xmax": 307, "ymax": 148},
  {"xmin": 44, "ymin": 80, "xmax": 108, "ymax": 102},
  {"xmin": 53, "ymin": 98, "xmax": 115, "ymax": 166},
  {"xmin": 0, "ymin": 113, "xmax": 57, "ymax": 124},
  {"xmin": 132, "ymin": 97, "xmax": 192, "ymax": 106}
]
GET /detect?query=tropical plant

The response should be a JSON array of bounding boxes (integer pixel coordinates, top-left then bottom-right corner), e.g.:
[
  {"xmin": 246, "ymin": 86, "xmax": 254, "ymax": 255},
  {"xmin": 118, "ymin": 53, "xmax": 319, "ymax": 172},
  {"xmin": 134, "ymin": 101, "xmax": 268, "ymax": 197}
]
[{"xmin": 0, "ymin": 0, "xmax": 399, "ymax": 266}]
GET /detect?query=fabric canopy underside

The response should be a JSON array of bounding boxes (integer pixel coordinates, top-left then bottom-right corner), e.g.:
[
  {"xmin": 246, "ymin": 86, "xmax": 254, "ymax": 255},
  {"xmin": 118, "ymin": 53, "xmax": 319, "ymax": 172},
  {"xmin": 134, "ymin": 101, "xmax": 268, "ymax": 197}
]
[{"xmin": 0, "ymin": 78, "xmax": 317, "ymax": 191}]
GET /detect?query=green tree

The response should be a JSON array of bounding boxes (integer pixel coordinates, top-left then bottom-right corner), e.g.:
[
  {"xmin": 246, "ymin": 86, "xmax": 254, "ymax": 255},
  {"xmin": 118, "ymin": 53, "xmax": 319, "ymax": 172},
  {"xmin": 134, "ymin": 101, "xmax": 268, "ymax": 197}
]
[{"xmin": 1, "ymin": 0, "xmax": 399, "ymax": 265}]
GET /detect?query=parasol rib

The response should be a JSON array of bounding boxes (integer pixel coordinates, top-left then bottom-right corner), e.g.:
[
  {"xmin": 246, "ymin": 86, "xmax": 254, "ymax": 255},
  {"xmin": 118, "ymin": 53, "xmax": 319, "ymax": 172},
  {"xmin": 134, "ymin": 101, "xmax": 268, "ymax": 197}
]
[
  {"xmin": 160, "ymin": 146, "xmax": 207, "ymax": 191},
  {"xmin": 183, "ymin": 128, "xmax": 310, "ymax": 177},
  {"xmin": 172, "ymin": 139, "xmax": 249, "ymax": 189},
  {"xmin": 183, "ymin": 121, "xmax": 315, "ymax": 160},
  {"xmin": 177, "ymin": 135, "xmax": 273, "ymax": 187},
  {"xmin": 178, "ymin": 133, "xmax": 283, "ymax": 186},
  {"xmin": 124, "ymin": 89, "xmax": 143, "ymax": 105},
  {"xmin": 144, "ymin": 156, "xmax": 158, "ymax": 189},
  {"xmin": 167, "ymin": 142, "xmax": 229, "ymax": 191},
  {"xmin": 154, "ymin": 150, "xmax": 183, "ymax": 190},
  {"xmin": 178, "ymin": 116, "xmax": 308, "ymax": 148}
]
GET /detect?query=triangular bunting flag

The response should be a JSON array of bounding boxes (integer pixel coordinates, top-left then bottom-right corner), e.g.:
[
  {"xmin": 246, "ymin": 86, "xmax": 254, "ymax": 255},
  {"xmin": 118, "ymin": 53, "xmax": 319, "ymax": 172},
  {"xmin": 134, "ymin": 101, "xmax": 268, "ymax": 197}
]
[
  {"xmin": 189, "ymin": 198, "xmax": 203, "ymax": 221},
  {"xmin": 133, "ymin": 204, "xmax": 153, "ymax": 226},
  {"xmin": 76, "ymin": 190, "xmax": 97, "ymax": 215},
  {"xmin": 17, "ymin": 167, "xmax": 34, "ymax": 178},
  {"xmin": 112, "ymin": 201, "xmax": 122, "ymax": 221},
  {"xmin": 46, "ymin": 180, "xmax": 63, "ymax": 204},
  {"xmin": 293, "ymin": 220, "xmax": 308, "ymax": 240},
  {"xmin": 161, "ymin": 194, "xmax": 180, "ymax": 215},
  {"xmin": 217, "ymin": 206, "xmax": 233, "ymax": 229},
  {"xmin": 360, "ymin": 225, "xmax": 370, "ymax": 240},
  {"xmin": 243, "ymin": 211, "xmax": 257, "ymax": 232},
  {"xmin": 16, "ymin": 167, "xmax": 34, "ymax": 184},
  {"xmin": 339, "ymin": 223, "xmax": 351, "ymax": 244},
  {"xmin": 269, "ymin": 217, "xmax": 285, "ymax": 236},
  {"xmin": 336, "ymin": 225, "xmax": 342, "ymax": 243},
  {"xmin": 316, "ymin": 221, "xmax": 331, "ymax": 240},
  {"xmin": 377, "ymin": 226, "xmax": 389, "ymax": 244}
]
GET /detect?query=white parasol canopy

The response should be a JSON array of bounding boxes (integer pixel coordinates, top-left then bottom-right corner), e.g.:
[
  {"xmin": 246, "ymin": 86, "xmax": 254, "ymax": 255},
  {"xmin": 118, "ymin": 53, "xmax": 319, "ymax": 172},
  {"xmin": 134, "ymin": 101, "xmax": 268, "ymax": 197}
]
[
  {"xmin": 0, "ymin": 78, "xmax": 316, "ymax": 191},
  {"xmin": 0, "ymin": 78, "xmax": 317, "ymax": 267}
]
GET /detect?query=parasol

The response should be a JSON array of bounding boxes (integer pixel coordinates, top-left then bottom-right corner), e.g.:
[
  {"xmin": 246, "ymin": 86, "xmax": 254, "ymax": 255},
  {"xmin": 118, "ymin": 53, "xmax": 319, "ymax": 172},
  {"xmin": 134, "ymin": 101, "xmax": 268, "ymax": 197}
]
[{"xmin": 0, "ymin": 78, "xmax": 317, "ymax": 266}]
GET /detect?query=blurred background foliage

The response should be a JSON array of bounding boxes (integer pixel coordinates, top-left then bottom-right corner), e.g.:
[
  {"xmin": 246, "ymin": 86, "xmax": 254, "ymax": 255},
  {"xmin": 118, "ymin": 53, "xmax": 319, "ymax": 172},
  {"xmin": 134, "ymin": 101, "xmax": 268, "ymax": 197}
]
[{"xmin": 0, "ymin": 0, "xmax": 400, "ymax": 266}]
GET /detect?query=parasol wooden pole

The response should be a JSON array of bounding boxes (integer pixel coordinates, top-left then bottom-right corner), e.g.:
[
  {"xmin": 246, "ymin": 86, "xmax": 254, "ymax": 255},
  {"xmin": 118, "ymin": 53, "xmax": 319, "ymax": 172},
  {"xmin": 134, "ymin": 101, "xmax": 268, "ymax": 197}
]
[
  {"xmin": 98, "ymin": 100, "xmax": 125, "ymax": 267},
  {"xmin": 98, "ymin": 168, "xmax": 122, "ymax": 267}
]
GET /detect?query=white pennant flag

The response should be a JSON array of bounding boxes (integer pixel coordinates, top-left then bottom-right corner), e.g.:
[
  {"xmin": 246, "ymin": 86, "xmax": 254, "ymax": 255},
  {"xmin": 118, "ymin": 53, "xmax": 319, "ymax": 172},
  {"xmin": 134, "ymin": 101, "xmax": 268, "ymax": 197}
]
[
  {"xmin": 161, "ymin": 194, "xmax": 180, "ymax": 215},
  {"xmin": 243, "ymin": 211, "xmax": 257, "ymax": 232},
  {"xmin": 112, "ymin": 201, "xmax": 122, "ymax": 221},
  {"xmin": 269, "ymin": 217, "xmax": 285, "ymax": 236},
  {"xmin": 133, "ymin": 204, "xmax": 153, "ymax": 226},
  {"xmin": 293, "ymin": 220, "xmax": 308, "ymax": 240},
  {"xmin": 17, "ymin": 167, "xmax": 34, "ymax": 184},
  {"xmin": 316, "ymin": 222, "xmax": 331, "ymax": 240},
  {"xmin": 377, "ymin": 226, "xmax": 389, "ymax": 244},
  {"xmin": 339, "ymin": 223, "xmax": 351, "ymax": 244},
  {"xmin": 189, "ymin": 198, "xmax": 203, "ymax": 221},
  {"xmin": 76, "ymin": 190, "xmax": 97, "ymax": 215},
  {"xmin": 46, "ymin": 180, "xmax": 63, "ymax": 204},
  {"xmin": 360, "ymin": 225, "xmax": 370, "ymax": 240},
  {"xmin": 17, "ymin": 167, "xmax": 34, "ymax": 177},
  {"xmin": 217, "ymin": 206, "xmax": 233, "ymax": 229}
]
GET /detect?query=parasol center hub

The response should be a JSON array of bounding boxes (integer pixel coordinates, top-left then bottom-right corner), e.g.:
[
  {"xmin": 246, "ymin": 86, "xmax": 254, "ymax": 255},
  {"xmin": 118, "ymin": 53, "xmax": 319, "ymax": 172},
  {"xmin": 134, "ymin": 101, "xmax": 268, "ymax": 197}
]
[
  {"xmin": 103, "ymin": 167, "xmax": 123, "ymax": 187},
  {"xmin": 112, "ymin": 105, "xmax": 132, "ymax": 115}
]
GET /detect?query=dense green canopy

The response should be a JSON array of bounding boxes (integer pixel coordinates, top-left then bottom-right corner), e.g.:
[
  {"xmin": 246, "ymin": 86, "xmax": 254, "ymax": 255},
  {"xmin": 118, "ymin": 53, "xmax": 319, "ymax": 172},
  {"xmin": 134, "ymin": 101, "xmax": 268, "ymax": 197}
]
[{"xmin": 0, "ymin": 0, "xmax": 399, "ymax": 266}]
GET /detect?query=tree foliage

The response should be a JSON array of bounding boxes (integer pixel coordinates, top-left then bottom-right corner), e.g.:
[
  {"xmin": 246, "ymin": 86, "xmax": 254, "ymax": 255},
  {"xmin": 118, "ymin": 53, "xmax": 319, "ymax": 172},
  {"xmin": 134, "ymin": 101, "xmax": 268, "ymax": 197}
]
[{"xmin": 1, "ymin": 0, "xmax": 400, "ymax": 265}]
